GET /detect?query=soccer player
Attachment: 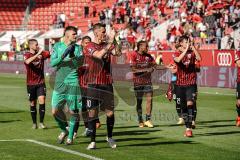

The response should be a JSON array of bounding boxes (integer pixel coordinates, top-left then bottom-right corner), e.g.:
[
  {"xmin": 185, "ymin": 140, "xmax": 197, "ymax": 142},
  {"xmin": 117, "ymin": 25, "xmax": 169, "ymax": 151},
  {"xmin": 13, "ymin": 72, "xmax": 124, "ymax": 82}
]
[
  {"xmin": 74, "ymin": 36, "xmax": 101, "ymax": 138},
  {"xmin": 50, "ymin": 26, "xmax": 83, "ymax": 145},
  {"xmin": 24, "ymin": 39, "xmax": 50, "ymax": 129},
  {"xmin": 173, "ymin": 35, "xmax": 201, "ymax": 137},
  {"xmin": 84, "ymin": 23, "xmax": 121, "ymax": 150},
  {"xmin": 235, "ymin": 49, "xmax": 240, "ymax": 127},
  {"xmin": 130, "ymin": 40, "xmax": 155, "ymax": 128}
]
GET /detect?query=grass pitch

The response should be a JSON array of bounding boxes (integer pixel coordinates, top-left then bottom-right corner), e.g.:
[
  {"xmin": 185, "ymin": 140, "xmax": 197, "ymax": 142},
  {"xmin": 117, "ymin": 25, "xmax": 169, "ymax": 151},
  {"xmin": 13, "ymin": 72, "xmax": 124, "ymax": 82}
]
[{"xmin": 0, "ymin": 73, "xmax": 239, "ymax": 160}]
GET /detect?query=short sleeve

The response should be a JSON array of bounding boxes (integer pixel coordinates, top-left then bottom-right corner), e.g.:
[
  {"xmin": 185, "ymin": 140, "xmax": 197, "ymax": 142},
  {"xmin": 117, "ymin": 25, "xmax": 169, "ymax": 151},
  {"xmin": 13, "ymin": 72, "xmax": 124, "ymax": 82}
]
[
  {"xmin": 173, "ymin": 51, "xmax": 180, "ymax": 59},
  {"xmin": 42, "ymin": 51, "xmax": 51, "ymax": 59},
  {"xmin": 23, "ymin": 53, "xmax": 30, "ymax": 61},
  {"xmin": 84, "ymin": 43, "xmax": 98, "ymax": 56}
]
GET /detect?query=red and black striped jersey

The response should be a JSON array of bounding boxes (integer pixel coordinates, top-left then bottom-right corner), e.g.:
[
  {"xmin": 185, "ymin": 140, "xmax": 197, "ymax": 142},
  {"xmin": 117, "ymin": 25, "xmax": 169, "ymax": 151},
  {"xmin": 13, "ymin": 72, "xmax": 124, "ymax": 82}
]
[
  {"xmin": 129, "ymin": 51, "xmax": 155, "ymax": 86},
  {"xmin": 78, "ymin": 64, "xmax": 88, "ymax": 88},
  {"xmin": 83, "ymin": 42, "xmax": 113, "ymax": 85},
  {"xmin": 24, "ymin": 51, "xmax": 50, "ymax": 85},
  {"xmin": 174, "ymin": 50, "xmax": 197, "ymax": 86}
]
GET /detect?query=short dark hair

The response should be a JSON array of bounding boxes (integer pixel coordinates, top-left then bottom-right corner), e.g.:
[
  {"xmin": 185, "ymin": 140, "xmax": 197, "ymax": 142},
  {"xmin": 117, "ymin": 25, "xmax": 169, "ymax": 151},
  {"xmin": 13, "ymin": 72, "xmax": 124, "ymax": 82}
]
[
  {"xmin": 82, "ymin": 36, "xmax": 91, "ymax": 42},
  {"xmin": 93, "ymin": 23, "xmax": 105, "ymax": 31},
  {"xmin": 64, "ymin": 26, "xmax": 78, "ymax": 35},
  {"xmin": 28, "ymin": 39, "xmax": 37, "ymax": 44},
  {"xmin": 137, "ymin": 40, "xmax": 148, "ymax": 51},
  {"xmin": 178, "ymin": 35, "xmax": 189, "ymax": 43}
]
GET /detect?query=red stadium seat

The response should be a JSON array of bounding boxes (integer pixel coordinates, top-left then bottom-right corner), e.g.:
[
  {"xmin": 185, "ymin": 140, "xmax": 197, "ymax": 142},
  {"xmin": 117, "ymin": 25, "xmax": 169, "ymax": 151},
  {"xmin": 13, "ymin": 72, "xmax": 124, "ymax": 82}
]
[{"xmin": 0, "ymin": 0, "xmax": 125, "ymax": 33}]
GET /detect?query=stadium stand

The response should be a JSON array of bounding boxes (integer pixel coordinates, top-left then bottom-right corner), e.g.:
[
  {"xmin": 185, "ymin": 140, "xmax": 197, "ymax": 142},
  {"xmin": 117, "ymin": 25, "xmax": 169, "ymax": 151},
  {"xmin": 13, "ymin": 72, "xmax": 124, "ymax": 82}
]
[
  {"xmin": 0, "ymin": 0, "xmax": 239, "ymax": 52},
  {"xmin": 0, "ymin": 0, "xmax": 29, "ymax": 31}
]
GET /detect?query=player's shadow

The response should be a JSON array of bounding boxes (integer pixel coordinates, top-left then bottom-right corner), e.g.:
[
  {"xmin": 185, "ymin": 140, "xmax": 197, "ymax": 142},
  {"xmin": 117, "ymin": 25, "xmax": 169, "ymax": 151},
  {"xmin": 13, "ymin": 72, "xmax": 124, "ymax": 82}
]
[
  {"xmin": 80, "ymin": 137, "xmax": 161, "ymax": 144},
  {"xmin": 93, "ymin": 140, "xmax": 196, "ymax": 149},
  {"xmin": 98, "ymin": 129, "xmax": 161, "ymax": 137},
  {"xmin": 204, "ymin": 124, "xmax": 236, "ymax": 128},
  {"xmin": 195, "ymin": 130, "xmax": 240, "ymax": 137},
  {"xmin": 118, "ymin": 140, "xmax": 197, "ymax": 148},
  {"xmin": 114, "ymin": 137, "xmax": 160, "ymax": 142},
  {"xmin": 114, "ymin": 125, "xmax": 146, "ymax": 129},
  {"xmin": 114, "ymin": 124, "xmax": 162, "ymax": 129},
  {"xmin": 197, "ymin": 119, "xmax": 235, "ymax": 124},
  {"xmin": 0, "ymin": 110, "xmax": 25, "ymax": 114},
  {"xmin": 43, "ymin": 125, "xmax": 59, "ymax": 130},
  {"xmin": 157, "ymin": 124, "xmax": 183, "ymax": 127},
  {"xmin": 0, "ymin": 119, "xmax": 22, "ymax": 123}
]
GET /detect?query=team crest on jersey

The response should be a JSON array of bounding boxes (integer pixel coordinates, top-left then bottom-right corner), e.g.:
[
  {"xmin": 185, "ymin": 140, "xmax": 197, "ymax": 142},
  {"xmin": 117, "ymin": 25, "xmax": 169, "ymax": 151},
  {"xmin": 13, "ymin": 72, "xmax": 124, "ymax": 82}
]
[
  {"xmin": 145, "ymin": 57, "xmax": 150, "ymax": 61},
  {"xmin": 183, "ymin": 60, "xmax": 190, "ymax": 66},
  {"xmin": 187, "ymin": 53, "xmax": 192, "ymax": 59},
  {"xmin": 88, "ymin": 47, "xmax": 94, "ymax": 54}
]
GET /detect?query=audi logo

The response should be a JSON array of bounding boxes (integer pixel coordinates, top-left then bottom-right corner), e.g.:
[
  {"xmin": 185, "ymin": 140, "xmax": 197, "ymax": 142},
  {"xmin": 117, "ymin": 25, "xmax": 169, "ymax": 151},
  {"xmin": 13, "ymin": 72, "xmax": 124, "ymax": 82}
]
[{"xmin": 217, "ymin": 52, "xmax": 232, "ymax": 66}]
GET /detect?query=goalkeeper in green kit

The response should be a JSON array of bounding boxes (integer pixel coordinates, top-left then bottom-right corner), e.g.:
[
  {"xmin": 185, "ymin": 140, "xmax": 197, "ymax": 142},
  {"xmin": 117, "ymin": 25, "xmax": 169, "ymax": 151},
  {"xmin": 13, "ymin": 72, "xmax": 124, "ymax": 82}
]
[{"xmin": 50, "ymin": 26, "xmax": 83, "ymax": 145}]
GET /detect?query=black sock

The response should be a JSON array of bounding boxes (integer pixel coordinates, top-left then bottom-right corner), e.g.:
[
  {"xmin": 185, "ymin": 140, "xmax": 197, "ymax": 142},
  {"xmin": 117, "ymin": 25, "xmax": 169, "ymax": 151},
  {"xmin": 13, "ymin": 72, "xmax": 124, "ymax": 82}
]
[
  {"xmin": 138, "ymin": 115, "xmax": 143, "ymax": 122},
  {"xmin": 81, "ymin": 107, "xmax": 88, "ymax": 128},
  {"xmin": 236, "ymin": 105, "xmax": 240, "ymax": 117},
  {"xmin": 176, "ymin": 103, "xmax": 182, "ymax": 118},
  {"xmin": 96, "ymin": 118, "xmax": 100, "ymax": 123},
  {"xmin": 74, "ymin": 116, "xmax": 80, "ymax": 133},
  {"xmin": 193, "ymin": 103, "xmax": 197, "ymax": 121},
  {"xmin": 84, "ymin": 121, "xmax": 88, "ymax": 128},
  {"xmin": 30, "ymin": 106, "xmax": 37, "ymax": 124},
  {"xmin": 88, "ymin": 119, "xmax": 96, "ymax": 142},
  {"xmin": 136, "ymin": 98, "xmax": 143, "ymax": 122},
  {"xmin": 39, "ymin": 104, "xmax": 45, "ymax": 123},
  {"xmin": 146, "ymin": 114, "xmax": 151, "ymax": 121},
  {"xmin": 187, "ymin": 105, "xmax": 194, "ymax": 128},
  {"xmin": 182, "ymin": 107, "xmax": 189, "ymax": 128},
  {"xmin": 107, "ymin": 114, "xmax": 115, "ymax": 138}
]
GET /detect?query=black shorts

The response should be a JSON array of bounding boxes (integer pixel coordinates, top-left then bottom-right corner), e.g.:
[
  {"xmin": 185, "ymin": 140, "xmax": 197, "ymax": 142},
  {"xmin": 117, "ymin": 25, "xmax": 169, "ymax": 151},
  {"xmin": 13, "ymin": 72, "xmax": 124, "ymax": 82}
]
[
  {"xmin": 134, "ymin": 84, "xmax": 153, "ymax": 95},
  {"xmin": 80, "ymin": 87, "xmax": 87, "ymax": 112},
  {"xmin": 27, "ymin": 83, "xmax": 46, "ymax": 101},
  {"xmin": 175, "ymin": 84, "xmax": 197, "ymax": 106},
  {"xmin": 171, "ymin": 81, "xmax": 176, "ymax": 100},
  {"xmin": 236, "ymin": 83, "xmax": 240, "ymax": 99},
  {"xmin": 86, "ymin": 84, "xmax": 114, "ymax": 110}
]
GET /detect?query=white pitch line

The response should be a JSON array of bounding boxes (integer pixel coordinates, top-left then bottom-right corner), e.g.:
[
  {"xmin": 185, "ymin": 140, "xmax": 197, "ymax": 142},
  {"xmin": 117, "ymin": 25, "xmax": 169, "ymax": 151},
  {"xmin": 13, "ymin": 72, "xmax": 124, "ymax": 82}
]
[
  {"xmin": 0, "ymin": 139, "xmax": 25, "ymax": 142},
  {"xmin": 200, "ymin": 91, "xmax": 234, "ymax": 96},
  {"xmin": 0, "ymin": 139, "xmax": 104, "ymax": 160}
]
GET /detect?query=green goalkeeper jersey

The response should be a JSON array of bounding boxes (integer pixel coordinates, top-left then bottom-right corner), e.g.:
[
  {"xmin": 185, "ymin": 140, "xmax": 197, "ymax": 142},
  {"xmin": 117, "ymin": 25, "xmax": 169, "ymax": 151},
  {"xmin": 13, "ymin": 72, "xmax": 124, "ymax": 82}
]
[{"xmin": 50, "ymin": 41, "xmax": 83, "ymax": 94}]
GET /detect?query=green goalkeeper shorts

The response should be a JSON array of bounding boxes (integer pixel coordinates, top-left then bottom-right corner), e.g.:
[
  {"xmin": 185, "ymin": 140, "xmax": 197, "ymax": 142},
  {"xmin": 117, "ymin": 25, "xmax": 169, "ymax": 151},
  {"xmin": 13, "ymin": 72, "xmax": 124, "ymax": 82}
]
[{"xmin": 51, "ymin": 90, "xmax": 82, "ymax": 111}]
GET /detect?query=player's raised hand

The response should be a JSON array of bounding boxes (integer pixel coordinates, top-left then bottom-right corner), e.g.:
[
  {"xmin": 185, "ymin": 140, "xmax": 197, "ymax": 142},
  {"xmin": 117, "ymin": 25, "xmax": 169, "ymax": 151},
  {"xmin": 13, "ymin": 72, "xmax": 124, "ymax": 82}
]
[
  {"xmin": 37, "ymin": 48, "xmax": 44, "ymax": 54},
  {"xmin": 184, "ymin": 38, "xmax": 190, "ymax": 53},
  {"xmin": 37, "ymin": 48, "xmax": 44, "ymax": 59},
  {"xmin": 108, "ymin": 28, "xmax": 116, "ymax": 43},
  {"xmin": 62, "ymin": 44, "xmax": 75, "ymax": 59}
]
